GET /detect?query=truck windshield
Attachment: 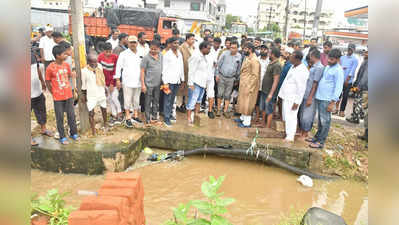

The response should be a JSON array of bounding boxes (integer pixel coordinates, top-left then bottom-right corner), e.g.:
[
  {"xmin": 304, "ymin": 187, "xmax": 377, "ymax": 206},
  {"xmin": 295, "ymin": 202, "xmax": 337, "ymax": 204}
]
[{"xmin": 163, "ymin": 21, "xmax": 172, "ymax": 29}]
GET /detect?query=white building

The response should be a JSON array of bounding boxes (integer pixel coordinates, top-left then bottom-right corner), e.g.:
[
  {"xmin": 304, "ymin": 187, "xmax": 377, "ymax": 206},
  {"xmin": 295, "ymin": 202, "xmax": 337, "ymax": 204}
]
[
  {"xmin": 257, "ymin": 0, "xmax": 334, "ymax": 38},
  {"xmin": 155, "ymin": 0, "xmax": 218, "ymax": 33},
  {"xmin": 216, "ymin": 0, "xmax": 226, "ymax": 30}
]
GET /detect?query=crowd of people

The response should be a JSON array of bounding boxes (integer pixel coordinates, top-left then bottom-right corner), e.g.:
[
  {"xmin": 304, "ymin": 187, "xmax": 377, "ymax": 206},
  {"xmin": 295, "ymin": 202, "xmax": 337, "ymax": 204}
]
[{"xmin": 31, "ymin": 26, "xmax": 368, "ymax": 149}]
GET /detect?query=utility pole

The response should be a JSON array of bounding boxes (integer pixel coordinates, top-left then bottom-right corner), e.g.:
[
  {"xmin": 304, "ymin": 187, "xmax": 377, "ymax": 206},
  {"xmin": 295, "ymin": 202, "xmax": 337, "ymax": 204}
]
[
  {"xmin": 303, "ymin": 0, "xmax": 307, "ymax": 41},
  {"xmin": 312, "ymin": 0, "xmax": 323, "ymax": 38},
  {"xmin": 70, "ymin": 0, "xmax": 90, "ymax": 133},
  {"xmin": 268, "ymin": 6, "xmax": 272, "ymax": 30},
  {"xmin": 283, "ymin": 0, "xmax": 290, "ymax": 43}
]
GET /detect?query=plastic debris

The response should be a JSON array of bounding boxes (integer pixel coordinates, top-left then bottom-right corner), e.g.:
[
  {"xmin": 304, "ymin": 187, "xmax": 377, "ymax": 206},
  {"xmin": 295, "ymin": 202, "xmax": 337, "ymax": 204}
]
[
  {"xmin": 297, "ymin": 175, "xmax": 313, "ymax": 187},
  {"xmin": 121, "ymin": 139, "xmax": 129, "ymax": 144},
  {"xmin": 77, "ymin": 190, "xmax": 98, "ymax": 196},
  {"xmin": 325, "ymin": 149, "xmax": 334, "ymax": 157},
  {"xmin": 143, "ymin": 147, "xmax": 153, "ymax": 154}
]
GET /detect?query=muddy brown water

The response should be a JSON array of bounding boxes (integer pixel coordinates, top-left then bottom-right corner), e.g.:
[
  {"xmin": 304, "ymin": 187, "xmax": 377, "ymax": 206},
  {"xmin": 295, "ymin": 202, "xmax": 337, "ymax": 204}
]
[{"xmin": 31, "ymin": 150, "xmax": 367, "ymax": 225}]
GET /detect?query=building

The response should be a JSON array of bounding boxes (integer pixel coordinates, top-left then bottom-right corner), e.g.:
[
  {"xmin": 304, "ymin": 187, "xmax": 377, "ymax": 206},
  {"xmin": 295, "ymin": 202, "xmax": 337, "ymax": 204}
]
[
  {"xmin": 155, "ymin": 0, "xmax": 219, "ymax": 33},
  {"xmin": 324, "ymin": 6, "xmax": 368, "ymax": 48},
  {"xmin": 256, "ymin": 0, "xmax": 334, "ymax": 38},
  {"xmin": 257, "ymin": 0, "xmax": 284, "ymax": 31},
  {"xmin": 215, "ymin": 0, "xmax": 226, "ymax": 30}
]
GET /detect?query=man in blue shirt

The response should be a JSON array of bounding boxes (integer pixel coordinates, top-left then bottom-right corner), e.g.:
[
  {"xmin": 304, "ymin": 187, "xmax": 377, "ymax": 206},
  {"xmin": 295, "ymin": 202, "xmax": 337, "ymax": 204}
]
[
  {"xmin": 308, "ymin": 49, "xmax": 344, "ymax": 149},
  {"xmin": 335, "ymin": 44, "xmax": 359, "ymax": 117}
]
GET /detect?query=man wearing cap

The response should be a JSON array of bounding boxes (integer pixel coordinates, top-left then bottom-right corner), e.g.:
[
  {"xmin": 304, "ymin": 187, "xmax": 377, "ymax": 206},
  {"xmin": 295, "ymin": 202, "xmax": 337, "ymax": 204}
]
[
  {"xmin": 115, "ymin": 35, "xmax": 143, "ymax": 128},
  {"xmin": 335, "ymin": 44, "xmax": 359, "ymax": 117},
  {"xmin": 39, "ymin": 25, "xmax": 56, "ymax": 70}
]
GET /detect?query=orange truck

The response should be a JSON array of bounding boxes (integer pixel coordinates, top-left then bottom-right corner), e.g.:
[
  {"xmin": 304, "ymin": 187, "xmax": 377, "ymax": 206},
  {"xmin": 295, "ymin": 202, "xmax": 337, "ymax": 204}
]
[{"xmin": 69, "ymin": 7, "xmax": 176, "ymax": 52}]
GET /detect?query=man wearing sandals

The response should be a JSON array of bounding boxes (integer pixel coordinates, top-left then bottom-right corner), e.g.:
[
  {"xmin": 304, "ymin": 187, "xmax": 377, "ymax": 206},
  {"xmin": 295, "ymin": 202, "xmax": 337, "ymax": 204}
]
[
  {"xmin": 31, "ymin": 49, "xmax": 53, "ymax": 146},
  {"xmin": 308, "ymin": 49, "xmax": 344, "ymax": 149},
  {"xmin": 45, "ymin": 45, "xmax": 79, "ymax": 145}
]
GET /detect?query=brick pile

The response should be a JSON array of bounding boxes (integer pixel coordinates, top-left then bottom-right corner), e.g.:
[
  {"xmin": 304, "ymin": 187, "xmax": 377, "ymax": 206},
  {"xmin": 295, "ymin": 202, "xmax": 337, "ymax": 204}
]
[{"xmin": 68, "ymin": 172, "xmax": 145, "ymax": 225}]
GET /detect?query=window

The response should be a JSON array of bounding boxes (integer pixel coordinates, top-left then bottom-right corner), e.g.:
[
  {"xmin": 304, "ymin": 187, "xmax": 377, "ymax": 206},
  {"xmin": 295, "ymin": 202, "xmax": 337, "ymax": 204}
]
[
  {"xmin": 162, "ymin": 20, "xmax": 172, "ymax": 29},
  {"xmin": 191, "ymin": 2, "xmax": 200, "ymax": 11},
  {"xmin": 218, "ymin": 6, "xmax": 221, "ymax": 12},
  {"xmin": 209, "ymin": 3, "xmax": 211, "ymax": 14},
  {"xmin": 164, "ymin": 0, "xmax": 170, "ymax": 7}
]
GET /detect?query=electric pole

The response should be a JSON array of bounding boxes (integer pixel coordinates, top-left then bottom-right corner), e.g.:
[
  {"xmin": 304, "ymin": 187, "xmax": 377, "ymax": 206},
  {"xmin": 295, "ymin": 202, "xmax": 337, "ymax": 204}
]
[
  {"xmin": 283, "ymin": 0, "xmax": 290, "ymax": 43},
  {"xmin": 312, "ymin": 0, "xmax": 323, "ymax": 38},
  {"xmin": 70, "ymin": 0, "xmax": 90, "ymax": 133},
  {"xmin": 303, "ymin": 0, "xmax": 307, "ymax": 41},
  {"xmin": 268, "ymin": 6, "xmax": 272, "ymax": 31}
]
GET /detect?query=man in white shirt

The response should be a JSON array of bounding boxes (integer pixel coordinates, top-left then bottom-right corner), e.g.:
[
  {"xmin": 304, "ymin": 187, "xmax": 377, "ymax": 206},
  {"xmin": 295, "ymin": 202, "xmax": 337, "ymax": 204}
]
[
  {"xmin": 31, "ymin": 52, "xmax": 53, "ymax": 146},
  {"xmin": 115, "ymin": 35, "xmax": 143, "ymax": 128},
  {"xmin": 278, "ymin": 50, "xmax": 310, "ymax": 142},
  {"xmin": 202, "ymin": 36, "xmax": 218, "ymax": 118},
  {"xmin": 106, "ymin": 29, "xmax": 120, "ymax": 50},
  {"xmin": 187, "ymin": 41, "xmax": 211, "ymax": 126},
  {"xmin": 137, "ymin": 32, "xmax": 150, "ymax": 59},
  {"xmin": 39, "ymin": 25, "xmax": 56, "ymax": 70},
  {"xmin": 81, "ymin": 54, "xmax": 108, "ymax": 136},
  {"xmin": 162, "ymin": 37, "xmax": 184, "ymax": 127}
]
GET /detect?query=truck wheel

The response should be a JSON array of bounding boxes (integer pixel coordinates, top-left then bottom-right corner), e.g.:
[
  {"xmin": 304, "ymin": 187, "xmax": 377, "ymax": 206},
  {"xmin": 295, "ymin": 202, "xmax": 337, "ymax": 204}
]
[{"xmin": 95, "ymin": 40, "xmax": 106, "ymax": 53}]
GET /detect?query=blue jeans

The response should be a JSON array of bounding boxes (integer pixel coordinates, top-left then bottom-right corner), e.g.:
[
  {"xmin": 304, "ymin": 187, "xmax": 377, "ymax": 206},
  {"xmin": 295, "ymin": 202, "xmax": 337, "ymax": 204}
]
[
  {"xmin": 163, "ymin": 83, "xmax": 179, "ymax": 123},
  {"xmin": 187, "ymin": 84, "xmax": 205, "ymax": 110},
  {"xmin": 298, "ymin": 98, "xmax": 317, "ymax": 132},
  {"xmin": 314, "ymin": 99, "xmax": 331, "ymax": 145}
]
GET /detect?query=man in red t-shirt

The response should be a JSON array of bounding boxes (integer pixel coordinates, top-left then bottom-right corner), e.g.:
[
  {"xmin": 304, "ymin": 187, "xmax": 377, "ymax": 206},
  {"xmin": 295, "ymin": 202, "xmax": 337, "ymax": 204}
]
[
  {"xmin": 45, "ymin": 45, "xmax": 79, "ymax": 145},
  {"xmin": 97, "ymin": 42, "xmax": 122, "ymax": 125}
]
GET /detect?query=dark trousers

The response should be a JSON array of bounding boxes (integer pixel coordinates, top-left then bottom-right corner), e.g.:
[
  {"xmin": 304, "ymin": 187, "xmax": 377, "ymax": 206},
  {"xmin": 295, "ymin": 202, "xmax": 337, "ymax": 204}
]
[
  {"xmin": 140, "ymin": 92, "xmax": 146, "ymax": 112},
  {"xmin": 339, "ymin": 83, "xmax": 352, "ymax": 112},
  {"xmin": 44, "ymin": 60, "xmax": 54, "ymax": 71},
  {"xmin": 118, "ymin": 87, "xmax": 124, "ymax": 111},
  {"xmin": 54, "ymin": 98, "xmax": 78, "ymax": 139},
  {"xmin": 145, "ymin": 86, "xmax": 160, "ymax": 121},
  {"xmin": 31, "ymin": 93, "xmax": 47, "ymax": 125},
  {"xmin": 163, "ymin": 83, "xmax": 179, "ymax": 123}
]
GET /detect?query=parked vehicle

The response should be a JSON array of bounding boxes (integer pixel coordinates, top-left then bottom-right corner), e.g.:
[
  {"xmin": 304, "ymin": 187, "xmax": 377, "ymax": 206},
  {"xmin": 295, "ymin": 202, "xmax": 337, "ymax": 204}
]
[{"xmin": 69, "ymin": 7, "xmax": 176, "ymax": 52}]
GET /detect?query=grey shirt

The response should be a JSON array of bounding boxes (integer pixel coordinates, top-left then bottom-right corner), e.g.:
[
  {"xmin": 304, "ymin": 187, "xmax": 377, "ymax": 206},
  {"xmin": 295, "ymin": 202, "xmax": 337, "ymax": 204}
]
[
  {"xmin": 216, "ymin": 50, "xmax": 242, "ymax": 79},
  {"xmin": 140, "ymin": 53, "xmax": 163, "ymax": 88},
  {"xmin": 303, "ymin": 61, "xmax": 324, "ymax": 100}
]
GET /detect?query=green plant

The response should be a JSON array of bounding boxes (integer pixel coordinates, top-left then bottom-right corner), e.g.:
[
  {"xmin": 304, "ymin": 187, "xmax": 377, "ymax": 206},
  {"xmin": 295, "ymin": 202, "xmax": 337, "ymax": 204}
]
[
  {"xmin": 31, "ymin": 189, "xmax": 75, "ymax": 225},
  {"xmin": 164, "ymin": 176, "xmax": 235, "ymax": 225},
  {"xmin": 275, "ymin": 207, "xmax": 306, "ymax": 225}
]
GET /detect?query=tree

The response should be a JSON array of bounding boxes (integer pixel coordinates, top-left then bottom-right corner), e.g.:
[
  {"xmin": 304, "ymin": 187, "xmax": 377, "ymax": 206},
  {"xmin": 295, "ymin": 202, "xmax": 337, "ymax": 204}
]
[
  {"xmin": 247, "ymin": 27, "xmax": 254, "ymax": 33},
  {"xmin": 225, "ymin": 14, "xmax": 241, "ymax": 29}
]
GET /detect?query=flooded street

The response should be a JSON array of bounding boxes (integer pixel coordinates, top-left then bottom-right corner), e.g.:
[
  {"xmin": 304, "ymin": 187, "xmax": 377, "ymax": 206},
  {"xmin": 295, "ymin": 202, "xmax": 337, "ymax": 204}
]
[{"xmin": 31, "ymin": 150, "xmax": 367, "ymax": 225}]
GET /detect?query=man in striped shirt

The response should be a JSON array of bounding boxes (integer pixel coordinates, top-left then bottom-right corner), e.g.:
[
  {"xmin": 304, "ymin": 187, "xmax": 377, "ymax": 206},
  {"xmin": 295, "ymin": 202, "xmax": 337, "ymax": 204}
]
[{"xmin": 98, "ymin": 42, "xmax": 122, "ymax": 125}]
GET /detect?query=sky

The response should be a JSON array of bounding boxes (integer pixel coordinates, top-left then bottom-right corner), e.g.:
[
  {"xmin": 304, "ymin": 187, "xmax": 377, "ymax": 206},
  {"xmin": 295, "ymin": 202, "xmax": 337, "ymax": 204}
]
[{"xmin": 226, "ymin": 0, "xmax": 368, "ymax": 22}]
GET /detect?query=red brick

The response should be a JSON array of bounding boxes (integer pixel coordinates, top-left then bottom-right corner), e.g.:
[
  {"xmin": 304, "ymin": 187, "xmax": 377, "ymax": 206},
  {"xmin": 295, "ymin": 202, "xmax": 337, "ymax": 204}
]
[
  {"xmin": 98, "ymin": 188, "xmax": 136, "ymax": 205},
  {"xmin": 101, "ymin": 180, "xmax": 144, "ymax": 202},
  {"xmin": 105, "ymin": 172, "xmax": 144, "ymax": 199},
  {"xmin": 68, "ymin": 210, "xmax": 121, "ymax": 225},
  {"xmin": 79, "ymin": 196, "xmax": 129, "ymax": 223}
]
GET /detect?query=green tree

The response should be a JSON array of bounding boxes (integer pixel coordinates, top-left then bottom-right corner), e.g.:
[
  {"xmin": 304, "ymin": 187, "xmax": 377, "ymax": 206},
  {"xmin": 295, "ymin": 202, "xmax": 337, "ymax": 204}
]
[
  {"xmin": 247, "ymin": 27, "xmax": 254, "ymax": 33},
  {"xmin": 225, "ymin": 14, "xmax": 241, "ymax": 29}
]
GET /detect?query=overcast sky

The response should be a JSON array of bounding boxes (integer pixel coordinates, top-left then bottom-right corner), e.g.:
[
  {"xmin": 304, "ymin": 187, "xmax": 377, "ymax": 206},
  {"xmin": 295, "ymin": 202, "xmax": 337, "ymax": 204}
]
[{"xmin": 226, "ymin": 0, "xmax": 368, "ymax": 21}]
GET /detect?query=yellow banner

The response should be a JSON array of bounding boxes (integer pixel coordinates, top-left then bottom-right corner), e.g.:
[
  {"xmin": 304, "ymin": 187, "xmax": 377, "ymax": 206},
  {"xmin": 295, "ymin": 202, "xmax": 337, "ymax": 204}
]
[{"xmin": 79, "ymin": 44, "xmax": 87, "ymax": 69}]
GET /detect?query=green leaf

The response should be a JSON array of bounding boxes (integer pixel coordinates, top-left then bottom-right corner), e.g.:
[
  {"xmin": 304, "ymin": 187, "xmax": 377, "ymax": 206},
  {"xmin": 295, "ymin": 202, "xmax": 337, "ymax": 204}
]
[
  {"xmin": 189, "ymin": 218, "xmax": 211, "ymax": 225},
  {"xmin": 216, "ymin": 198, "xmax": 235, "ymax": 207},
  {"xmin": 201, "ymin": 181, "xmax": 214, "ymax": 198},
  {"xmin": 210, "ymin": 215, "xmax": 232, "ymax": 225},
  {"xmin": 191, "ymin": 200, "xmax": 213, "ymax": 215}
]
